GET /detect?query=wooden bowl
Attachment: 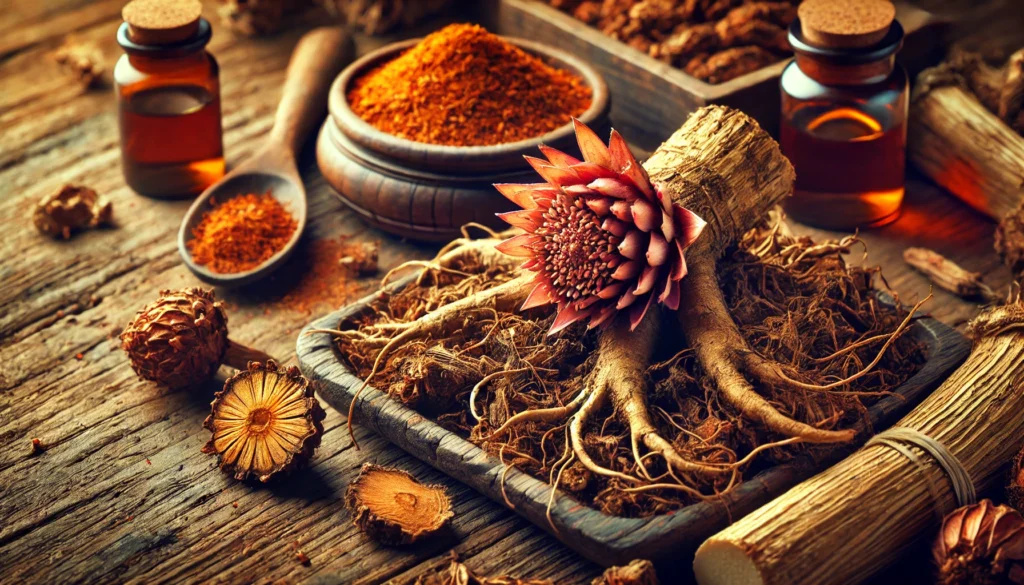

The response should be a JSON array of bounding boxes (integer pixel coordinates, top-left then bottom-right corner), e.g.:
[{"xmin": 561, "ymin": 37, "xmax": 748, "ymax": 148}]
[{"xmin": 317, "ymin": 36, "xmax": 610, "ymax": 242}]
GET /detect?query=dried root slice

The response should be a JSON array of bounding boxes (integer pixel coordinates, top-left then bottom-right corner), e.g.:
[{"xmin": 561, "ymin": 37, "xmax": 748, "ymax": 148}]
[
  {"xmin": 934, "ymin": 499, "xmax": 1024, "ymax": 585},
  {"xmin": 345, "ymin": 463, "xmax": 453, "ymax": 546},
  {"xmin": 415, "ymin": 554, "xmax": 553, "ymax": 585},
  {"xmin": 592, "ymin": 559, "xmax": 660, "ymax": 585},
  {"xmin": 201, "ymin": 361, "xmax": 325, "ymax": 482}
]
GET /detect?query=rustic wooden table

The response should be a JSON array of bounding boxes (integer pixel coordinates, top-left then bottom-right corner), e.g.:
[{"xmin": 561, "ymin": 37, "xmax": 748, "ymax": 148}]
[{"xmin": 2, "ymin": 1, "xmax": 1022, "ymax": 584}]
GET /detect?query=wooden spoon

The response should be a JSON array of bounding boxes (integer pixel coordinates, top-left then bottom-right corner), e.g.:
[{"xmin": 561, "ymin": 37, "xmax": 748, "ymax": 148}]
[{"xmin": 178, "ymin": 27, "xmax": 354, "ymax": 287}]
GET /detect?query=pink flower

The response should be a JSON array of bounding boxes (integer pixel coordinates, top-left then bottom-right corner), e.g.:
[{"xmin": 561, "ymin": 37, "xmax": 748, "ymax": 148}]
[{"xmin": 495, "ymin": 120, "xmax": 706, "ymax": 334}]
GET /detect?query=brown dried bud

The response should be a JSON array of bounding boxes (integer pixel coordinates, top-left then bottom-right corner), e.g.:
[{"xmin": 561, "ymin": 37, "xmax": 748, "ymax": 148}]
[
  {"xmin": 202, "ymin": 361, "xmax": 325, "ymax": 482},
  {"xmin": 120, "ymin": 288, "xmax": 229, "ymax": 390},
  {"xmin": 345, "ymin": 463, "xmax": 453, "ymax": 546},
  {"xmin": 934, "ymin": 499, "xmax": 1024, "ymax": 585},
  {"xmin": 592, "ymin": 559, "xmax": 659, "ymax": 585},
  {"xmin": 33, "ymin": 184, "xmax": 112, "ymax": 240}
]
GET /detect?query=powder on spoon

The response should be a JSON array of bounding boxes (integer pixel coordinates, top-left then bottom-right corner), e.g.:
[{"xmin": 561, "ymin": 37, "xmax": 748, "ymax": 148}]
[{"xmin": 188, "ymin": 192, "xmax": 297, "ymax": 274}]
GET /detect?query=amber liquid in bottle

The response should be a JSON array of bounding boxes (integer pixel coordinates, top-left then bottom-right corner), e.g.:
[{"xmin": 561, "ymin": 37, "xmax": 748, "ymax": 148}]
[
  {"xmin": 119, "ymin": 85, "xmax": 224, "ymax": 198},
  {"xmin": 781, "ymin": 105, "xmax": 906, "ymax": 228}
]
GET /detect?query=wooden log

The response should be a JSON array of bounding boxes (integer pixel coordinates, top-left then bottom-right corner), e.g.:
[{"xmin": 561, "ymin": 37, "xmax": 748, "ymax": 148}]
[
  {"xmin": 691, "ymin": 301, "xmax": 1024, "ymax": 585},
  {"xmin": 908, "ymin": 73, "xmax": 1024, "ymax": 221}
]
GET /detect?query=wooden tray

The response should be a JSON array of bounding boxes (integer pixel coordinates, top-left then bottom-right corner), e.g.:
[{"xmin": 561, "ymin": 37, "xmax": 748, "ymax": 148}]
[
  {"xmin": 497, "ymin": 0, "xmax": 948, "ymax": 150},
  {"xmin": 296, "ymin": 281, "xmax": 970, "ymax": 567}
]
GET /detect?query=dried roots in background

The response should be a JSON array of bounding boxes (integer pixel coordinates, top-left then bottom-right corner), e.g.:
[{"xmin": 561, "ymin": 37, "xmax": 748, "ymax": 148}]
[
  {"xmin": 544, "ymin": 0, "xmax": 799, "ymax": 83},
  {"xmin": 319, "ymin": 0, "xmax": 456, "ymax": 35},
  {"xmin": 334, "ymin": 217, "xmax": 923, "ymax": 518}
]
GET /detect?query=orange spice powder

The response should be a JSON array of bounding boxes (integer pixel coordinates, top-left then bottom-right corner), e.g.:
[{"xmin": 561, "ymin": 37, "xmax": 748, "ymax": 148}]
[
  {"xmin": 188, "ymin": 192, "xmax": 297, "ymax": 274},
  {"xmin": 347, "ymin": 23, "xmax": 593, "ymax": 146}
]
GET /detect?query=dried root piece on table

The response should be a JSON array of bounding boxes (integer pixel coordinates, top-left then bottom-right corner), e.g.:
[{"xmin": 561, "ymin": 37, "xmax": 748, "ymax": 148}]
[
  {"xmin": 318, "ymin": 0, "xmax": 455, "ymax": 35},
  {"xmin": 592, "ymin": 559, "xmax": 659, "ymax": 585},
  {"xmin": 685, "ymin": 46, "xmax": 779, "ymax": 84},
  {"xmin": 652, "ymin": 23, "xmax": 718, "ymax": 64},
  {"xmin": 345, "ymin": 463, "xmax": 453, "ymax": 545},
  {"xmin": 202, "ymin": 361, "xmax": 326, "ymax": 482},
  {"xmin": 934, "ymin": 500, "xmax": 1024, "ymax": 585},
  {"xmin": 339, "ymin": 240, "xmax": 380, "ymax": 276},
  {"xmin": 218, "ymin": 0, "xmax": 306, "ymax": 36},
  {"xmin": 120, "ymin": 288, "xmax": 272, "ymax": 390},
  {"xmin": 415, "ymin": 555, "xmax": 553, "ymax": 585},
  {"xmin": 997, "ymin": 203, "xmax": 1024, "ymax": 280},
  {"xmin": 52, "ymin": 43, "xmax": 106, "ymax": 88},
  {"xmin": 903, "ymin": 247, "xmax": 999, "ymax": 302},
  {"xmin": 33, "ymin": 184, "xmax": 112, "ymax": 240}
]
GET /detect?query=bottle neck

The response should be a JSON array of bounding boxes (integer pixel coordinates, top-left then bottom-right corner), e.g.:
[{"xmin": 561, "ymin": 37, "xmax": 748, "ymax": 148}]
[{"xmin": 794, "ymin": 54, "xmax": 896, "ymax": 86}]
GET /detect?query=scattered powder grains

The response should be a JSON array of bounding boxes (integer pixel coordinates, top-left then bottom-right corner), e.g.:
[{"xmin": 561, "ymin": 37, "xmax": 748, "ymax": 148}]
[
  {"xmin": 187, "ymin": 192, "xmax": 297, "ymax": 274},
  {"xmin": 279, "ymin": 236, "xmax": 379, "ymax": 314},
  {"xmin": 347, "ymin": 23, "xmax": 592, "ymax": 146}
]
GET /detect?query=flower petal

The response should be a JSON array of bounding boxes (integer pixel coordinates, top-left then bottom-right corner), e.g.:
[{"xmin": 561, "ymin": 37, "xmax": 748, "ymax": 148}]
[
  {"xmin": 616, "ymin": 289, "xmax": 638, "ymax": 309},
  {"xmin": 610, "ymin": 200, "xmax": 631, "ymax": 221},
  {"xmin": 612, "ymin": 259, "xmax": 641, "ymax": 280},
  {"xmin": 602, "ymin": 217, "xmax": 629, "ymax": 238},
  {"xmin": 609, "ymin": 129, "xmax": 655, "ymax": 198},
  {"xmin": 670, "ymin": 244, "xmax": 688, "ymax": 280},
  {"xmin": 497, "ymin": 209, "xmax": 543, "ymax": 231},
  {"xmin": 646, "ymin": 232, "xmax": 669, "ymax": 266},
  {"xmin": 526, "ymin": 156, "xmax": 580, "ymax": 186},
  {"xmin": 597, "ymin": 281, "xmax": 627, "ymax": 299},
  {"xmin": 588, "ymin": 177, "xmax": 636, "ymax": 199},
  {"xmin": 618, "ymin": 230, "xmax": 646, "ymax": 260},
  {"xmin": 632, "ymin": 198, "xmax": 660, "ymax": 232},
  {"xmin": 573, "ymin": 118, "xmax": 611, "ymax": 169},
  {"xmin": 634, "ymin": 265, "xmax": 660, "ymax": 295},
  {"xmin": 571, "ymin": 162, "xmax": 617, "ymax": 183},
  {"xmin": 661, "ymin": 209, "xmax": 676, "ymax": 241},
  {"xmin": 675, "ymin": 206, "xmax": 707, "ymax": 248},
  {"xmin": 494, "ymin": 183, "xmax": 550, "ymax": 209},
  {"xmin": 549, "ymin": 303, "xmax": 589, "ymax": 335},
  {"xmin": 539, "ymin": 144, "xmax": 580, "ymax": 168},
  {"xmin": 629, "ymin": 292, "xmax": 656, "ymax": 330},
  {"xmin": 660, "ymin": 278, "xmax": 681, "ymax": 311},
  {"xmin": 585, "ymin": 196, "xmax": 613, "ymax": 217},
  {"xmin": 495, "ymin": 233, "xmax": 540, "ymax": 257},
  {"xmin": 522, "ymin": 281, "xmax": 556, "ymax": 310},
  {"xmin": 588, "ymin": 304, "xmax": 618, "ymax": 329}
]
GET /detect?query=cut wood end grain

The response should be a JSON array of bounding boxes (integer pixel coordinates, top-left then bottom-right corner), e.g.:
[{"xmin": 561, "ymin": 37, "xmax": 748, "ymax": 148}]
[{"xmin": 345, "ymin": 463, "xmax": 453, "ymax": 546}]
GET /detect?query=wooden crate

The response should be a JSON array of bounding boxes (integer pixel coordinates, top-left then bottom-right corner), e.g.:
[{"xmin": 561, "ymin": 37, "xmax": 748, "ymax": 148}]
[
  {"xmin": 497, "ymin": 0, "xmax": 947, "ymax": 150},
  {"xmin": 297, "ymin": 281, "xmax": 969, "ymax": 567}
]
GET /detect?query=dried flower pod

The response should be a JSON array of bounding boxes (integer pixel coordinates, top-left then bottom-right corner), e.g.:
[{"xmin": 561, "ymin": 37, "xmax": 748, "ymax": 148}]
[
  {"xmin": 120, "ymin": 288, "xmax": 271, "ymax": 390},
  {"xmin": 495, "ymin": 120, "xmax": 706, "ymax": 334},
  {"xmin": 33, "ymin": 184, "xmax": 112, "ymax": 240},
  {"xmin": 592, "ymin": 559, "xmax": 659, "ymax": 585},
  {"xmin": 934, "ymin": 499, "xmax": 1024, "ymax": 585},
  {"xmin": 345, "ymin": 463, "xmax": 453, "ymax": 545},
  {"xmin": 202, "ymin": 361, "xmax": 326, "ymax": 482}
]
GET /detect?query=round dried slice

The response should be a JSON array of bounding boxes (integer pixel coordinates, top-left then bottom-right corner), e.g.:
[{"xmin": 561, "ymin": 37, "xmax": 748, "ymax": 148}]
[
  {"xmin": 202, "ymin": 360, "xmax": 325, "ymax": 482},
  {"xmin": 345, "ymin": 463, "xmax": 453, "ymax": 545}
]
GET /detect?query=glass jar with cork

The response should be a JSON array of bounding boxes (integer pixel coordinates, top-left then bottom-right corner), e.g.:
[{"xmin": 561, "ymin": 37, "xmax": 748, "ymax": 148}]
[
  {"xmin": 780, "ymin": 0, "xmax": 908, "ymax": 229},
  {"xmin": 115, "ymin": 0, "xmax": 224, "ymax": 199}
]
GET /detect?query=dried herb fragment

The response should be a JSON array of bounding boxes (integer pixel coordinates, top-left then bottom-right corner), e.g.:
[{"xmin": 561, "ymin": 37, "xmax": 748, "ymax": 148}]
[
  {"xmin": 415, "ymin": 554, "xmax": 553, "ymax": 585},
  {"xmin": 934, "ymin": 499, "xmax": 1024, "ymax": 585},
  {"xmin": 202, "ymin": 361, "xmax": 325, "ymax": 482},
  {"xmin": 348, "ymin": 24, "xmax": 592, "ymax": 146},
  {"xmin": 592, "ymin": 559, "xmax": 659, "ymax": 585},
  {"xmin": 903, "ymin": 247, "xmax": 999, "ymax": 302},
  {"xmin": 33, "ymin": 184, "xmax": 112, "ymax": 240},
  {"xmin": 187, "ymin": 192, "xmax": 298, "ymax": 274},
  {"xmin": 997, "ymin": 203, "xmax": 1024, "ymax": 280},
  {"xmin": 120, "ymin": 288, "xmax": 270, "ymax": 390},
  {"xmin": 52, "ymin": 43, "xmax": 106, "ymax": 88},
  {"xmin": 339, "ymin": 240, "xmax": 380, "ymax": 276},
  {"xmin": 345, "ymin": 463, "xmax": 453, "ymax": 545}
]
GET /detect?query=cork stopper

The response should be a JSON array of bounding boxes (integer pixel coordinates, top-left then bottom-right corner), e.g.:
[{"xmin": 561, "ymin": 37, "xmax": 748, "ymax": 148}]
[
  {"xmin": 122, "ymin": 0, "xmax": 202, "ymax": 45},
  {"xmin": 799, "ymin": 0, "xmax": 896, "ymax": 49}
]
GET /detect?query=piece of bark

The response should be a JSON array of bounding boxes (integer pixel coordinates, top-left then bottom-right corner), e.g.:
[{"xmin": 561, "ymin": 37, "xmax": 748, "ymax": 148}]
[
  {"xmin": 692, "ymin": 301, "xmax": 1024, "ymax": 585},
  {"xmin": 903, "ymin": 247, "xmax": 999, "ymax": 302},
  {"xmin": 909, "ymin": 63, "xmax": 1024, "ymax": 221},
  {"xmin": 997, "ymin": 202, "xmax": 1024, "ymax": 278}
]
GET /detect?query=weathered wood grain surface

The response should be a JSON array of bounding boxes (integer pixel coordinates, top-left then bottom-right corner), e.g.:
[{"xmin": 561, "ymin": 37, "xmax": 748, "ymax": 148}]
[{"xmin": 0, "ymin": 1, "xmax": 1021, "ymax": 584}]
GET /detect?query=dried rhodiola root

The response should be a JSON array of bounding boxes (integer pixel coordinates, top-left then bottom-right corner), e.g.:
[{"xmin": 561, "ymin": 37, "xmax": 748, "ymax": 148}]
[
  {"xmin": 415, "ymin": 554, "xmax": 553, "ymax": 585},
  {"xmin": 33, "ymin": 184, "xmax": 112, "ymax": 240},
  {"xmin": 202, "ymin": 360, "xmax": 326, "ymax": 482},
  {"xmin": 345, "ymin": 463, "xmax": 453, "ymax": 545},
  {"xmin": 121, "ymin": 288, "xmax": 271, "ymax": 390},
  {"xmin": 592, "ymin": 559, "xmax": 659, "ymax": 585},
  {"xmin": 935, "ymin": 499, "xmax": 1024, "ymax": 585}
]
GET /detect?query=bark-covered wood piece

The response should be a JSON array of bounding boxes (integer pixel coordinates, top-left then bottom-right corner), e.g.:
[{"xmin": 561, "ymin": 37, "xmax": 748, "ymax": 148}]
[
  {"xmin": 692, "ymin": 301, "xmax": 1024, "ymax": 585},
  {"xmin": 298, "ymin": 274, "xmax": 968, "ymax": 566},
  {"xmin": 345, "ymin": 462, "xmax": 453, "ymax": 545}
]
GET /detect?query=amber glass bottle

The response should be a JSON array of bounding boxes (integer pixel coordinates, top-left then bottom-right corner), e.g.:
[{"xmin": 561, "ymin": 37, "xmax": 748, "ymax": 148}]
[
  {"xmin": 780, "ymin": 0, "xmax": 908, "ymax": 229},
  {"xmin": 115, "ymin": 0, "xmax": 224, "ymax": 198}
]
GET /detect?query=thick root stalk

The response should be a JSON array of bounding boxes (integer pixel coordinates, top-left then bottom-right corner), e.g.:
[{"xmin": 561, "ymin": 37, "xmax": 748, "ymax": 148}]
[{"xmin": 677, "ymin": 260, "xmax": 856, "ymax": 444}]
